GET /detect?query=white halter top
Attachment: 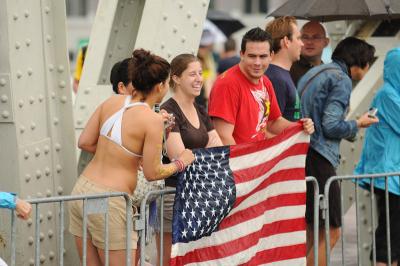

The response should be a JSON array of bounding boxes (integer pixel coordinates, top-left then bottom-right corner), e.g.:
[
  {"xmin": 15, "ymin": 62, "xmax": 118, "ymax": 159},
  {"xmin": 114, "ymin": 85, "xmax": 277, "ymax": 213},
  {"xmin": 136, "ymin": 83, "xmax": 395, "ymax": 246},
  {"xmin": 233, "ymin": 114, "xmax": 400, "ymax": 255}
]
[{"xmin": 99, "ymin": 96, "xmax": 148, "ymax": 157}]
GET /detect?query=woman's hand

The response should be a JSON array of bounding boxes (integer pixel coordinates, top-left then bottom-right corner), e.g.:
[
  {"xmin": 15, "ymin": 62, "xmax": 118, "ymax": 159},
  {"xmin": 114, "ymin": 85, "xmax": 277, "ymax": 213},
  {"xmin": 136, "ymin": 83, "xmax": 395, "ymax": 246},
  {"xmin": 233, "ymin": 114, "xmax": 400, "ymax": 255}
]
[{"xmin": 178, "ymin": 149, "xmax": 195, "ymax": 167}]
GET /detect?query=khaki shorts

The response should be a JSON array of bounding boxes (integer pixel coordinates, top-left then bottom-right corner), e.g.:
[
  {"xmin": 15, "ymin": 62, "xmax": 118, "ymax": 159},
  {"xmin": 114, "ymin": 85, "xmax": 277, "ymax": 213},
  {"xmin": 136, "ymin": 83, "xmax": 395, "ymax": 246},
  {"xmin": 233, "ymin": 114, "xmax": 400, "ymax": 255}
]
[{"xmin": 69, "ymin": 175, "xmax": 138, "ymax": 250}]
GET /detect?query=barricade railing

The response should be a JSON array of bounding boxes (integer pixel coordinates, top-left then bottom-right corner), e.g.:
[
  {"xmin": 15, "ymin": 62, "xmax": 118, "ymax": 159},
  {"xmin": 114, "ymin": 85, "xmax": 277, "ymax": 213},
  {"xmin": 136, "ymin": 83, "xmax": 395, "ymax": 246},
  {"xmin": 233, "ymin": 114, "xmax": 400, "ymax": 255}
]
[
  {"xmin": 136, "ymin": 178, "xmax": 320, "ymax": 266},
  {"xmin": 306, "ymin": 176, "xmax": 320, "ymax": 266},
  {"xmin": 323, "ymin": 172, "xmax": 400, "ymax": 266},
  {"xmin": 4, "ymin": 192, "xmax": 133, "ymax": 266}
]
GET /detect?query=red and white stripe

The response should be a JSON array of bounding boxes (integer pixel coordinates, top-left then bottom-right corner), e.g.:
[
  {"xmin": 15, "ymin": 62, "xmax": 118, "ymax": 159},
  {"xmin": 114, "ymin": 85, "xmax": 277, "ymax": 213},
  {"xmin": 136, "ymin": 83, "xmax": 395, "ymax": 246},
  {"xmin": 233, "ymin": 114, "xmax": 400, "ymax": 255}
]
[{"xmin": 171, "ymin": 125, "xmax": 309, "ymax": 266}]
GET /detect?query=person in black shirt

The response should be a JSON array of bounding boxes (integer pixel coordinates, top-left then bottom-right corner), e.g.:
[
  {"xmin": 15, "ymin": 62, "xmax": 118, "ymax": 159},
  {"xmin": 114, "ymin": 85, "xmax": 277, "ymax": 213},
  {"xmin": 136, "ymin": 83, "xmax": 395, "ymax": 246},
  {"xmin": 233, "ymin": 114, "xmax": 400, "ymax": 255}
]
[{"xmin": 290, "ymin": 21, "xmax": 330, "ymax": 86}]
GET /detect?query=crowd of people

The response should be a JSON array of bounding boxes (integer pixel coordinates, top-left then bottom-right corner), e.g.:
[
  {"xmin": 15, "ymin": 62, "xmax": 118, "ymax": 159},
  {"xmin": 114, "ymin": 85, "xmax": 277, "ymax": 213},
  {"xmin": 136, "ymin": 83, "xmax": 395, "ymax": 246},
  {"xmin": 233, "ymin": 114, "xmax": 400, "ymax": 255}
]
[
  {"xmin": 54, "ymin": 18, "xmax": 400, "ymax": 266},
  {"xmin": 2, "ymin": 16, "xmax": 399, "ymax": 266}
]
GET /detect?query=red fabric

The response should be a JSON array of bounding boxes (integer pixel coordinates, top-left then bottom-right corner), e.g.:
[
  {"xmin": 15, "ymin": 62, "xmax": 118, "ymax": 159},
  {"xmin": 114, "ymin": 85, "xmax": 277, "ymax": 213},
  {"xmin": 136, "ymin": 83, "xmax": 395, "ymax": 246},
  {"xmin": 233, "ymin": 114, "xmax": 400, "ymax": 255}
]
[{"xmin": 208, "ymin": 65, "xmax": 281, "ymax": 144}]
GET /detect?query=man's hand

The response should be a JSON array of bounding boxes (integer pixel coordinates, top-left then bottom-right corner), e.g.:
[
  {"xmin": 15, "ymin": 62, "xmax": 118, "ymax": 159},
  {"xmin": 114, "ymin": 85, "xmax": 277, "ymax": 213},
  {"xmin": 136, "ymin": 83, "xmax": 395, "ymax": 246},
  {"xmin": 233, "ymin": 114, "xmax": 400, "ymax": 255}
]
[
  {"xmin": 301, "ymin": 118, "xmax": 314, "ymax": 135},
  {"xmin": 356, "ymin": 112, "xmax": 379, "ymax": 128},
  {"xmin": 15, "ymin": 198, "xmax": 32, "ymax": 220}
]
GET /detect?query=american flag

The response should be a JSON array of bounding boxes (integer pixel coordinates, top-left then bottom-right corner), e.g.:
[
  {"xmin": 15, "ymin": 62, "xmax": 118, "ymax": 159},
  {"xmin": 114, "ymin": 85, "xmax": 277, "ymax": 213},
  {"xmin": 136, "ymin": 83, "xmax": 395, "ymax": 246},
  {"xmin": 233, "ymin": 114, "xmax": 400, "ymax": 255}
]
[{"xmin": 170, "ymin": 125, "xmax": 310, "ymax": 266}]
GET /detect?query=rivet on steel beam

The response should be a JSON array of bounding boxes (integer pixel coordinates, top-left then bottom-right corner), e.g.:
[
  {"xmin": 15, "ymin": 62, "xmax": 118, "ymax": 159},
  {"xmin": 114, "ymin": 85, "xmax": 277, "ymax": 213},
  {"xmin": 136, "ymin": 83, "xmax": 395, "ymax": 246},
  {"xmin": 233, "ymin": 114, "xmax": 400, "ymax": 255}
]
[
  {"xmin": 60, "ymin": 95, "xmax": 67, "ymax": 103},
  {"xmin": 76, "ymin": 119, "xmax": 82, "ymax": 125},
  {"xmin": 113, "ymin": 27, "xmax": 119, "ymax": 33},
  {"xmin": 57, "ymin": 186, "xmax": 63, "ymax": 195},
  {"xmin": 35, "ymin": 148, "xmax": 41, "ymax": 157},
  {"xmin": 162, "ymin": 14, "xmax": 168, "ymax": 20},
  {"xmin": 202, "ymin": 0, "xmax": 207, "ymax": 7},
  {"xmin": 13, "ymin": 14, "xmax": 18, "ymax": 21},
  {"xmin": 51, "ymin": 92, "xmax": 56, "ymax": 99},
  {"xmin": 161, "ymin": 43, "xmax": 165, "ymax": 49},
  {"xmin": 16, "ymin": 71, "xmax": 22, "ymax": 79},
  {"xmin": 29, "ymin": 96, "xmax": 35, "ymax": 104},
  {"xmin": 20, "ymin": 126, "xmax": 25, "ymax": 134},
  {"xmin": 46, "ymin": 35, "xmax": 52, "ymax": 43},
  {"xmin": 123, "ymin": 22, "xmax": 128, "ymax": 27},
  {"xmin": 27, "ymin": 218, "xmax": 33, "ymax": 226},
  {"xmin": 44, "ymin": 6, "xmax": 50, "ymax": 14},
  {"xmin": 84, "ymin": 87, "xmax": 91, "ymax": 94},
  {"xmin": 117, "ymin": 45, "xmax": 123, "ymax": 50},
  {"xmin": 181, "ymin": 36, "xmax": 186, "ymax": 43},
  {"xmin": 44, "ymin": 145, "xmax": 50, "ymax": 154},
  {"xmin": 57, "ymin": 65, "xmax": 64, "ymax": 73},
  {"xmin": 29, "ymin": 259, "xmax": 34, "ymax": 266},
  {"xmin": 1, "ymin": 111, "xmax": 9, "ymax": 119},
  {"xmin": 28, "ymin": 237, "xmax": 34, "ymax": 245},
  {"xmin": 15, "ymin": 42, "xmax": 21, "ymax": 50},
  {"xmin": 0, "ymin": 95, "xmax": 8, "ymax": 103},
  {"xmin": 193, "ymin": 21, "xmax": 198, "ymax": 28},
  {"xmin": 108, "ymin": 53, "xmax": 112, "ymax": 58},
  {"xmin": 40, "ymin": 254, "xmax": 46, "ymax": 263},
  {"xmin": 187, "ymin": 12, "xmax": 192, "ymax": 19},
  {"xmin": 59, "ymin": 80, "xmax": 66, "ymax": 88},
  {"xmin": 39, "ymin": 214, "xmax": 43, "ymax": 222},
  {"xmin": 120, "ymin": 3, "xmax": 124, "ymax": 8},
  {"xmin": 38, "ymin": 94, "xmax": 44, "ymax": 102},
  {"xmin": 25, "ymin": 174, "xmax": 31, "ymax": 182},
  {"xmin": 167, "ymin": 52, "xmax": 172, "ymax": 58},
  {"xmin": 53, "ymin": 118, "xmax": 59, "ymax": 125},
  {"xmin": 56, "ymin": 164, "xmax": 62, "ymax": 173},
  {"xmin": 36, "ymin": 170, "xmax": 42, "ymax": 179},
  {"xmin": 47, "ymin": 211, "xmax": 52, "ymax": 220},
  {"xmin": 0, "ymin": 78, "xmax": 6, "ymax": 86},
  {"xmin": 24, "ymin": 10, "xmax": 29, "ymax": 18},
  {"xmin": 173, "ymin": 27, "xmax": 178, "ymax": 33},
  {"xmin": 27, "ymin": 68, "xmax": 33, "ymax": 76},
  {"xmin": 26, "ymin": 38, "xmax": 31, "ymax": 47},
  {"xmin": 48, "ymin": 64, "xmax": 54, "ymax": 72},
  {"xmin": 24, "ymin": 151, "xmax": 30, "ymax": 159},
  {"xmin": 49, "ymin": 251, "xmax": 55, "ymax": 260},
  {"xmin": 178, "ymin": 2, "xmax": 184, "ymax": 8},
  {"xmin": 55, "ymin": 143, "xmax": 61, "ymax": 151},
  {"xmin": 39, "ymin": 233, "xmax": 45, "ymax": 241},
  {"xmin": 30, "ymin": 122, "xmax": 36, "ymax": 130},
  {"xmin": 80, "ymin": 104, "xmax": 86, "ymax": 110},
  {"xmin": 45, "ymin": 167, "xmax": 51, "ymax": 176}
]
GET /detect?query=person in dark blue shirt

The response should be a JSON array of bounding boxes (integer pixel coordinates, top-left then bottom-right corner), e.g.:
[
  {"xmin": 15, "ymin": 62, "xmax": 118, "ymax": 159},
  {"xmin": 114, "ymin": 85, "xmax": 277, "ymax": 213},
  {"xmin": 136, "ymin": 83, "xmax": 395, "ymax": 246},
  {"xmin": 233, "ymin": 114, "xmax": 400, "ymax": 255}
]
[
  {"xmin": 265, "ymin": 16, "xmax": 303, "ymax": 122},
  {"xmin": 217, "ymin": 38, "xmax": 240, "ymax": 74}
]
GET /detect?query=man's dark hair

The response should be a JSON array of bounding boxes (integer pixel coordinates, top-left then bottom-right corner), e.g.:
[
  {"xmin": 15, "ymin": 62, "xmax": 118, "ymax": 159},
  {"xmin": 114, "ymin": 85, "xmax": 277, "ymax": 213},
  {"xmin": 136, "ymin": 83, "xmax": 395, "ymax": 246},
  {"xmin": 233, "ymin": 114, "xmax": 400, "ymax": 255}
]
[
  {"xmin": 241, "ymin": 27, "xmax": 273, "ymax": 53},
  {"xmin": 332, "ymin": 37, "xmax": 375, "ymax": 68}
]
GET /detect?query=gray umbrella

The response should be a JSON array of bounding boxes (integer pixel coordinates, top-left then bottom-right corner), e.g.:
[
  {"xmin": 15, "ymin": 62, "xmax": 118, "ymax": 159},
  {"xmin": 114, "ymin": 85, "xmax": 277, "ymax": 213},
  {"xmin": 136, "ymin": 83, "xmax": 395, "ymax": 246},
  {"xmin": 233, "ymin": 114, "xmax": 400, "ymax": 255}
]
[{"xmin": 267, "ymin": 0, "xmax": 400, "ymax": 21}]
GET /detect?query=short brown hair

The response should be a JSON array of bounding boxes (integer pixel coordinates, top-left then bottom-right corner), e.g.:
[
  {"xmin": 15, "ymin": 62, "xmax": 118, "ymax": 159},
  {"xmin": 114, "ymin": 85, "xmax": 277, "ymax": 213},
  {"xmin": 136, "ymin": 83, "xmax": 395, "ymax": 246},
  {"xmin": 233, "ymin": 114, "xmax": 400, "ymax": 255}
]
[{"xmin": 265, "ymin": 16, "xmax": 297, "ymax": 53}]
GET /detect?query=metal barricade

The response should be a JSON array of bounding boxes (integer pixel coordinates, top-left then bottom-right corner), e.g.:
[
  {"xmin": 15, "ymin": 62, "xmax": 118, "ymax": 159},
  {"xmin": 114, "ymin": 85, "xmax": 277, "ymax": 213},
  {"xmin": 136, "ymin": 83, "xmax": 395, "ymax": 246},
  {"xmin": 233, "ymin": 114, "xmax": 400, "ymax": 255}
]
[
  {"xmin": 323, "ymin": 172, "xmax": 400, "ymax": 266},
  {"xmin": 136, "ymin": 178, "xmax": 320, "ymax": 266},
  {"xmin": 4, "ymin": 192, "xmax": 133, "ymax": 266}
]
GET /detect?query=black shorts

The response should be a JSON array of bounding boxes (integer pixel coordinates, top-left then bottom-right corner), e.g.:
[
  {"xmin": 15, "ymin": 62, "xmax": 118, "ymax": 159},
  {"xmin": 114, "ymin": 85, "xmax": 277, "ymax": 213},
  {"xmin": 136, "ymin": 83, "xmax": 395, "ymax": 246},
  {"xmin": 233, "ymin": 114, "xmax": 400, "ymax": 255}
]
[
  {"xmin": 371, "ymin": 188, "xmax": 400, "ymax": 263},
  {"xmin": 305, "ymin": 148, "xmax": 341, "ymax": 228}
]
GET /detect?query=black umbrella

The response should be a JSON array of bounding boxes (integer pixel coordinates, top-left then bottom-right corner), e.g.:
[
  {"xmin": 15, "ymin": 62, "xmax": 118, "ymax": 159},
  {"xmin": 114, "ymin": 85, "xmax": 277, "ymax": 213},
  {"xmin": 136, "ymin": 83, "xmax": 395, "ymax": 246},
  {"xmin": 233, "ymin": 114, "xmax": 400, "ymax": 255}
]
[
  {"xmin": 207, "ymin": 10, "xmax": 245, "ymax": 37},
  {"xmin": 267, "ymin": 0, "xmax": 400, "ymax": 22}
]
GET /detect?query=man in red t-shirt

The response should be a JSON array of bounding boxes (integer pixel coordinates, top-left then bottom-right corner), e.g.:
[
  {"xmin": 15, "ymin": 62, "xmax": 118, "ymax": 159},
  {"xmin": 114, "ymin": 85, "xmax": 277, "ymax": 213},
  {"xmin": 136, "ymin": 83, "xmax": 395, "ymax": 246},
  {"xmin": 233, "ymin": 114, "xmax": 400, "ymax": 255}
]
[{"xmin": 209, "ymin": 27, "xmax": 314, "ymax": 145}]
